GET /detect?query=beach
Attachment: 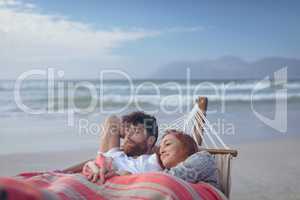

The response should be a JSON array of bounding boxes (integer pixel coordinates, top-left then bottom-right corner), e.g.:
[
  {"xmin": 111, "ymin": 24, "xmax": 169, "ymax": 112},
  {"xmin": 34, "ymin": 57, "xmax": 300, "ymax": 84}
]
[
  {"xmin": 1, "ymin": 137, "xmax": 300, "ymax": 199},
  {"xmin": 1, "ymin": 79, "xmax": 300, "ymax": 199}
]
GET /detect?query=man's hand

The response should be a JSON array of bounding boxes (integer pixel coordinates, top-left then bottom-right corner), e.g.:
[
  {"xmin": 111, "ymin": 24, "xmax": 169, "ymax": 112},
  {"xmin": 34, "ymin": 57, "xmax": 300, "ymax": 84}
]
[
  {"xmin": 99, "ymin": 115, "xmax": 122, "ymax": 153},
  {"xmin": 119, "ymin": 121, "xmax": 129, "ymax": 139},
  {"xmin": 104, "ymin": 115, "xmax": 121, "ymax": 135}
]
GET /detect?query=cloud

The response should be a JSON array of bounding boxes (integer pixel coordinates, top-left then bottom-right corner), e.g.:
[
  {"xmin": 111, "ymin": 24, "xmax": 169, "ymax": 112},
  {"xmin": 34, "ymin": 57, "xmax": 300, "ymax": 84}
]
[
  {"xmin": 0, "ymin": 0, "xmax": 35, "ymax": 9},
  {"xmin": 0, "ymin": 0, "xmax": 205, "ymax": 79},
  {"xmin": 0, "ymin": 0, "xmax": 159, "ymax": 60},
  {"xmin": 165, "ymin": 26, "xmax": 205, "ymax": 33}
]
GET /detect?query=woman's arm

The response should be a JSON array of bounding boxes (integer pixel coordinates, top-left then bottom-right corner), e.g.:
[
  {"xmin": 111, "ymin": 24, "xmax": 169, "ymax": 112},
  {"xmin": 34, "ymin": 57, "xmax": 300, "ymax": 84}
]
[
  {"xmin": 62, "ymin": 159, "xmax": 93, "ymax": 173},
  {"xmin": 116, "ymin": 171, "xmax": 132, "ymax": 176},
  {"xmin": 165, "ymin": 151, "xmax": 219, "ymax": 187}
]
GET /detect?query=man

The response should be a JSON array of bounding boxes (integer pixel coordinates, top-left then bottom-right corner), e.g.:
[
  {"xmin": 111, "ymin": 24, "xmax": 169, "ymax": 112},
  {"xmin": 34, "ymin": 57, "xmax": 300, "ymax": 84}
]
[
  {"xmin": 99, "ymin": 111, "xmax": 158, "ymax": 156},
  {"xmin": 83, "ymin": 111, "xmax": 161, "ymax": 183}
]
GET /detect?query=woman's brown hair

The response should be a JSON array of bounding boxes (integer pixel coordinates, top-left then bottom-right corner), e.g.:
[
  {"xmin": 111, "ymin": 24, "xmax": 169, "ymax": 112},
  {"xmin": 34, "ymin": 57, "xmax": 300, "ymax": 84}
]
[{"xmin": 156, "ymin": 129, "xmax": 199, "ymax": 169}]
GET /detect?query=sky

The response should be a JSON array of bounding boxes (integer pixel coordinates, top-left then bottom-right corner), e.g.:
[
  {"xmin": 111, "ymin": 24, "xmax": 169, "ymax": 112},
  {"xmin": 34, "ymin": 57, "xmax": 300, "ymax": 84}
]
[{"xmin": 0, "ymin": 0, "xmax": 299, "ymax": 79}]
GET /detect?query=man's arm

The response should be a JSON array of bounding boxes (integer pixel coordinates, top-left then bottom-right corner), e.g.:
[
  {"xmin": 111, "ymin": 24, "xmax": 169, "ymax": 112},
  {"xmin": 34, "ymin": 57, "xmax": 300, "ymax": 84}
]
[{"xmin": 98, "ymin": 115, "xmax": 124, "ymax": 153}]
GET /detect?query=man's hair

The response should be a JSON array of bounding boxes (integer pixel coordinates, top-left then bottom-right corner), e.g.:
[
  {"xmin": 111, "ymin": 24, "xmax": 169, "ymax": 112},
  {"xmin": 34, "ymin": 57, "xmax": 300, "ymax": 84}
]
[{"xmin": 122, "ymin": 111, "xmax": 158, "ymax": 144}]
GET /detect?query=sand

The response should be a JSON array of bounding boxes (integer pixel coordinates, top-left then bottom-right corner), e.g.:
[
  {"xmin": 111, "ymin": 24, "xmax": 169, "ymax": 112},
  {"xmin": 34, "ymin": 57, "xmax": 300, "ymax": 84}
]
[
  {"xmin": 0, "ymin": 148, "xmax": 96, "ymax": 176},
  {"xmin": 231, "ymin": 137, "xmax": 300, "ymax": 200},
  {"xmin": 1, "ymin": 137, "xmax": 300, "ymax": 200}
]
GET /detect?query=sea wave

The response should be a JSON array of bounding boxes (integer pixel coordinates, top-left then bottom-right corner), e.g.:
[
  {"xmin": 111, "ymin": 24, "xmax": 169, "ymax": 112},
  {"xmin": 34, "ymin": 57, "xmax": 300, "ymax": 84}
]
[
  {"xmin": 2, "ymin": 93, "xmax": 299, "ymax": 109},
  {"xmin": 1, "ymin": 92, "xmax": 299, "ymax": 117},
  {"xmin": 2, "ymin": 80, "xmax": 300, "ymax": 92},
  {"xmin": 1, "ymin": 79, "xmax": 300, "ymax": 115}
]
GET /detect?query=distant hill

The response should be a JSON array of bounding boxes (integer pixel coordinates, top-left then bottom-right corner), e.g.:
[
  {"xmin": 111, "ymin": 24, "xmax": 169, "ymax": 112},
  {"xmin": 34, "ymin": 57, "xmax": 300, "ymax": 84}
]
[{"xmin": 153, "ymin": 56, "xmax": 300, "ymax": 80}]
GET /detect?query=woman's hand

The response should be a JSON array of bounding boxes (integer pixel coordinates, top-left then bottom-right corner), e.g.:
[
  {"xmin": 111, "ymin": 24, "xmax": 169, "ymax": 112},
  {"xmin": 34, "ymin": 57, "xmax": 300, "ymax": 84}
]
[
  {"xmin": 82, "ymin": 155, "xmax": 118, "ymax": 184},
  {"xmin": 82, "ymin": 161, "xmax": 100, "ymax": 182},
  {"xmin": 95, "ymin": 154, "xmax": 115, "ymax": 184}
]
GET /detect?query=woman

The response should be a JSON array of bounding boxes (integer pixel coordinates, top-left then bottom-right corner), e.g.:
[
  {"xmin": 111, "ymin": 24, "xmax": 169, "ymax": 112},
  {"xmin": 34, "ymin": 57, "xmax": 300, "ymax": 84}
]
[
  {"xmin": 83, "ymin": 129, "xmax": 220, "ymax": 190},
  {"xmin": 158, "ymin": 129, "xmax": 220, "ymax": 190}
]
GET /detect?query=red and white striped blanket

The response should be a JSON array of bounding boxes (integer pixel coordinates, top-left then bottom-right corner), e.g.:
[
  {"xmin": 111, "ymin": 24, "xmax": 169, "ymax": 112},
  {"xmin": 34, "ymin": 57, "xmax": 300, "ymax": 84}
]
[{"xmin": 0, "ymin": 171, "xmax": 227, "ymax": 200}]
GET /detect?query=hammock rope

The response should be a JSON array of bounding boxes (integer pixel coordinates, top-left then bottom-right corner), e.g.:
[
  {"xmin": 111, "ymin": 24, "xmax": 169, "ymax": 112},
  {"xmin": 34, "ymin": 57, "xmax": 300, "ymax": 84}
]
[
  {"xmin": 160, "ymin": 97, "xmax": 237, "ymax": 198},
  {"xmin": 161, "ymin": 102, "xmax": 228, "ymax": 150}
]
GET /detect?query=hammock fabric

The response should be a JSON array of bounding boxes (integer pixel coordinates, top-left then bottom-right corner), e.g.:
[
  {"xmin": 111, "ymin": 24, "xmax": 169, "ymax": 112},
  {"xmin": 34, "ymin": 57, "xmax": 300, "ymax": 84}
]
[{"xmin": 0, "ymin": 171, "xmax": 227, "ymax": 200}]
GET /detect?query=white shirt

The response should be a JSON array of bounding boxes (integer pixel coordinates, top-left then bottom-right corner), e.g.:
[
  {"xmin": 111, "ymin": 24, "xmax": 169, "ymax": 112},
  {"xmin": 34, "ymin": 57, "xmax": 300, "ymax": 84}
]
[{"xmin": 103, "ymin": 148, "xmax": 161, "ymax": 174}]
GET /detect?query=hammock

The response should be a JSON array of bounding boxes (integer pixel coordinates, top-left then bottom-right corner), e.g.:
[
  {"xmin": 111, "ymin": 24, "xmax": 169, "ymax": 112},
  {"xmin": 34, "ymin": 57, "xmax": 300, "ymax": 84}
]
[
  {"xmin": 162, "ymin": 97, "xmax": 238, "ymax": 198},
  {"xmin": 62, "ymin": 96, "xmax": 238, "ymax": 198}
]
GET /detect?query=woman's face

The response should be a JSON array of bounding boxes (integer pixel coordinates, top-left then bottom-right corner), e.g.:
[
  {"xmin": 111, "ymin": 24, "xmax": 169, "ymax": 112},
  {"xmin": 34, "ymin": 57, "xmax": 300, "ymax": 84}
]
[{"xmin": 159, "ymin": 133, "xmax": 188, "ymax": 169}]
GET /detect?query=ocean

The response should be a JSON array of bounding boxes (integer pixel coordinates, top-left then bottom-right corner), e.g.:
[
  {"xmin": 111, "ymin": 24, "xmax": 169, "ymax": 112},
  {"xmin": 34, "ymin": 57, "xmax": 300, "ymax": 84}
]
[{"xmin": 0, "ymin": 79, "xmax": 299, "ymax": 155}]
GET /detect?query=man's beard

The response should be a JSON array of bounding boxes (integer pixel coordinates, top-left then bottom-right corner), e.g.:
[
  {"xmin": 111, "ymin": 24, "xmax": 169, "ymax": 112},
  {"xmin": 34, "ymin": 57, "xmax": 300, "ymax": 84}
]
[{"xmin": 122, "ymin": 139, "xmax": 148, "ymax": 157}]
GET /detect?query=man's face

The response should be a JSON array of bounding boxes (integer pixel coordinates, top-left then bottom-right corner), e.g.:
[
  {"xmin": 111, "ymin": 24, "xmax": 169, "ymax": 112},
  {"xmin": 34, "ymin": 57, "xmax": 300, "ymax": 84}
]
[{"xmin": 123, "ymin": 123, "xmax": 149, "ymax": 156}]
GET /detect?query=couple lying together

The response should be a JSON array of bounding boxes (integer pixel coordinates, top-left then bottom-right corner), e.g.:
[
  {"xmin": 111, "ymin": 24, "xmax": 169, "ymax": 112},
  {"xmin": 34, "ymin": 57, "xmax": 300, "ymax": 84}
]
[{"xmin": 81, "ymin": 111, "xmax": 220, "ymax": 190}]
